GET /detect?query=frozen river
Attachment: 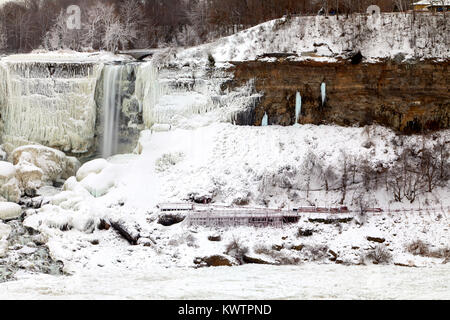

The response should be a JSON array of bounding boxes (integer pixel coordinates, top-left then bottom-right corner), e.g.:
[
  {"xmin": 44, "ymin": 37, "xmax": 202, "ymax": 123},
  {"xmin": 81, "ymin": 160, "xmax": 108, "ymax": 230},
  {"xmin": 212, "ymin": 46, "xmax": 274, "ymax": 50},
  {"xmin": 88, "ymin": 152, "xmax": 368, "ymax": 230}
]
[{"xmin": 1, "ymin": 264, "xmax": 449, "ymax": 299}]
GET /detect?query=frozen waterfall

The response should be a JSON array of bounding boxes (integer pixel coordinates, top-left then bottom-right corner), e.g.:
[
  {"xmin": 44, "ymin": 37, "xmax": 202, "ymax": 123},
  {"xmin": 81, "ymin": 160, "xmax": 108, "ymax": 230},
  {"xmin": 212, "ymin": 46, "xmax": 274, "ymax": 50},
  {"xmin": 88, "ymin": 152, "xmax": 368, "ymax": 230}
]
[
  {"xmin": 0, "ymin": 59, "xmax": 102, "ymax": 154},
  {"xmin": 295, "ymin": 91, "xmax": 302, "ymax": 123},
  {"xmin": 135, "ymin": 62, "xmax": 167, "ymax": 128},
  {"xmin": 101, "ymin": 65, "xmax": 124, "ymax": 158},
  {"xmin": 262, "ymin": 112, "xmax": 268, "ymax": 126}
]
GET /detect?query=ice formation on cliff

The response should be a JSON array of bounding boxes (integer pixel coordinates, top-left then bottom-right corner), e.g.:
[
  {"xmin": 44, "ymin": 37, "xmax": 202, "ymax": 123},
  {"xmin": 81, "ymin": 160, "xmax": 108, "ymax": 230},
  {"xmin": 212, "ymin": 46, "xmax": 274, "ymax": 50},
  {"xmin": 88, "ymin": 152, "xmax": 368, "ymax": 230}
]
[
  {"xmin": 261, "ymin": 112, "xmax": 268, "ymax": 126},
  {"xmin": 0, "ymin": 57, "xmax": 103, "ymax": 154},
  {"xmin": 321, "ymin": 82, "xmax": 326, "ymax": 106},
  {"xmin": 295, "ymin": 91, "xmax": 302, "ymax": 123},
  {"xmin": 135, "ymin": 61, "xmax": 167, "ymax": 128}
]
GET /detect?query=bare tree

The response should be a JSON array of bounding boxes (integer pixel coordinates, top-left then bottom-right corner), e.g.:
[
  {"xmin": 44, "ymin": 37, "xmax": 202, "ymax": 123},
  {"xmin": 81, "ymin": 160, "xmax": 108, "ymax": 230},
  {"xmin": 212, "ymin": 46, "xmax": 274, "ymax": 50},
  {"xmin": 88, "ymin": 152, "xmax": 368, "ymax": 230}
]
[
  {"xmin": 43, "ymin": 10, "xmax": 83, "ymax": 51},
  {"xmin": 0, "ymin": 20, "xmax": 6, "ymax": 51}
]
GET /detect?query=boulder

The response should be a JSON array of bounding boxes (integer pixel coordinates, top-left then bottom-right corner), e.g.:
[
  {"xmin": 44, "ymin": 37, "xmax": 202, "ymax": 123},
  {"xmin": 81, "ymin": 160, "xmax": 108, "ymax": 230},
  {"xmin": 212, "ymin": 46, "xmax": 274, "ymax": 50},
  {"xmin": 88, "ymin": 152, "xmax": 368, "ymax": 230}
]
[
  {"xmin": 0, "ymin": 177, "xmax": 21, "ymax": 203},
  {"xmin": 197, "ymin": 255, "xmax": 237, "ymax": 267},
  {"xmin": 367, "ymin": 236, "xmax": 386, "ymax": 243},
  {"xmin": 243, "ymin": 254, "xmax": 275, "ymax": 265},
  {"xmin": 14, "ymin": 160, "xmax": 44, "ymax": 196},
  {"xmin": 80, "ymin": 168, "xmax": 116, "ymax": 197},
  {"xmin": 0, "ymin": 222, "xmax": 11, "ymax": 240},
  {"xmin": 0, "ymin": 161, "xmax": 21, "ymax": 202},
  {"xmin": 0, "ymin": 145, "xmax": 6, "ymax": 161},
  {"xmin": 158, "ymin": 213, "xmax": 186, "ymax": 226},
  {"xmin": 297, "ymin": 228, "xmax": 313, "ymax": 237},
  {"xmin": 0, "ymin": 161, "xmax": 15, "ymax": 181},
  {"xmin": 291, "ymin": 244, "xmax": 304, "ymax": 251},
  {"xmin": 12, "ymin": 145, "xmax": 77, "ymax": 182},
  {"xmin": 76, "ymin": 159, "xmax": 109, "ymax": 182},
  {"xmin": 0, "ymin": 202, "xmax": 22, "ymax": 221},
  {"xmin": 208, "ymin": 234, "xmax": 222, "ymax": 242},
  {"xmin": 11, "ymin": 145, "xmax": 80, "ymax": 195},
  {"xmin": 64, "ymin": 156, "xmax": 81, "ymax": 180},
  {"xmin": 328, "ymin": 249, "xmax": 338, "ymax": 261},
  {"xmin": 0, "ymin": 239, "xmax": 8, "ymax": 258}
]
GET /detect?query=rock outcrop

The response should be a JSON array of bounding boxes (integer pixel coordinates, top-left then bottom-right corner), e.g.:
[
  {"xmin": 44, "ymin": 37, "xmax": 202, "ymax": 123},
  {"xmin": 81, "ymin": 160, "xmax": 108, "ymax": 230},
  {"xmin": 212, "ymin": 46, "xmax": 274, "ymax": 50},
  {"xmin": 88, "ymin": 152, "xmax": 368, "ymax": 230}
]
[
  {"xmin": 11, "ymin": 145, "xmax": 80, "ymax": 195},
  {"xmin": 229, "ymin": 59, "xmax": 449, "ymax": 133},
  {"xmin": 0, "ymin": 202, "xmax": 22, "ymax": 221}
]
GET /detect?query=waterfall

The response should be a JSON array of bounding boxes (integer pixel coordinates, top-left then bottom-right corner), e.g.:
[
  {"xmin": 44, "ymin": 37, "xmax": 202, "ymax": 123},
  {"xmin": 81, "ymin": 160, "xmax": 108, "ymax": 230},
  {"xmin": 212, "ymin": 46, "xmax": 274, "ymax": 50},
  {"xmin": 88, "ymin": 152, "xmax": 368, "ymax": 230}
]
[
  {"xmin": 261, "ymin": 112, "xmax": 268, "ymax": 126},
  {"xmin": 321, "ymin": 82, "xmax": 326, "ymax": 106},
  {"xmin": 101, "ymin": 65, "xmax": 124, "ymax": 158},
  {"xmin": 295, "ymin": 91, "xmax": 302, "ymax": 123}
]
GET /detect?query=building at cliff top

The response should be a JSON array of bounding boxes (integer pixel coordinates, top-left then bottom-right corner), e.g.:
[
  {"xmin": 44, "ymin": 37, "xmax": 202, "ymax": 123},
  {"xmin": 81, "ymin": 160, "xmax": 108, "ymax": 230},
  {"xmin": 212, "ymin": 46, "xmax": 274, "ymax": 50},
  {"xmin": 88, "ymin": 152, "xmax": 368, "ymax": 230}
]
[{"xmin": 413, "ymin": 0, "xmax": 450, "ymax": 11}]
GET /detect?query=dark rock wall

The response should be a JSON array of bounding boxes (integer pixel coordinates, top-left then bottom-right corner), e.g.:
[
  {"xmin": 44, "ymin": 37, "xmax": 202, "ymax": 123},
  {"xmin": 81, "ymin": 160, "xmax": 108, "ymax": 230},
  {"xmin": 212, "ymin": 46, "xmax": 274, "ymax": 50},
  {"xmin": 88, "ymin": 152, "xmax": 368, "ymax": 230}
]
[{"xmin": 228, "ymin": 59, "xmax": 449, "ymax": 133}]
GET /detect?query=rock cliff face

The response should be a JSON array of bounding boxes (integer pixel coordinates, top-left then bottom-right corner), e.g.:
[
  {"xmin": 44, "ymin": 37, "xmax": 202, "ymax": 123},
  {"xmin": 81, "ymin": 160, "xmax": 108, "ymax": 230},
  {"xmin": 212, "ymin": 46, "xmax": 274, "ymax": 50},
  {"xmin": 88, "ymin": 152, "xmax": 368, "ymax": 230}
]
[{"xmin": 228, "ymin": 59, "xmax": 449, "ymax": 133}]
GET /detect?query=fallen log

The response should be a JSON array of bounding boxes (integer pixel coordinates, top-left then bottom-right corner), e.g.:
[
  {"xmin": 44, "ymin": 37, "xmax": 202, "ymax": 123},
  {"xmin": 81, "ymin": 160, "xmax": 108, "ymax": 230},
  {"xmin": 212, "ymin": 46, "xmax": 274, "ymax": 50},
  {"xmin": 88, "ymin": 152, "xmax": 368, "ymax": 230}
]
[{"xmin": 111, "ymin": 220, "xmax": 140, "ymax": 245}]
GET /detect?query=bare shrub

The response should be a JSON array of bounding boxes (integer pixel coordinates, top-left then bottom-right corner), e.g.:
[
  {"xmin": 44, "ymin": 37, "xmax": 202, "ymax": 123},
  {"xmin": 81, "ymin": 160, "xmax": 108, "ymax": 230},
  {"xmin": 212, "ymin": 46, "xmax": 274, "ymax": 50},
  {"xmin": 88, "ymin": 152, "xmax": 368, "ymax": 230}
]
[
  {"xmin": 305, "ymin": 244, "xmax": 329, "ymax": 261},
  {"xmin": 225, "ymin": 237, "xmax": 248, "ymax": 264},
  {"xmin": 407, "ymin": 240, "xmax": 430, "ymax": 256},
  {"xmin": 253, "ymin": 244, "xmax": 300, "ymax": 265},
  {"xmin": 407, "ymin": 240, "xmax": 450, "ymax": 259},
  {"xmin": 366, "ymin": 246, "xmax": 392, "ymax": 264},
  {"xmin": 253, "ymin": 244, "xmax": 272, "ymax": 255},
  {"xmin": 297, "ymin": 228, "xmax": 313, "ymax": 237}
]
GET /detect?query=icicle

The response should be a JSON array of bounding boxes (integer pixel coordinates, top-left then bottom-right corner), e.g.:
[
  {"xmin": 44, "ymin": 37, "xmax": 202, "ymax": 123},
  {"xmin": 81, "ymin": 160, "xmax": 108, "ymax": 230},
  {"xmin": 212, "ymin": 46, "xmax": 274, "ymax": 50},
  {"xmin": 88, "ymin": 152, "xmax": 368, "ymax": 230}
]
[
  {"xmin": 261, "ymin": 112, "xmax": 268, "ymax": 126},
  {"xmin": 295, "ymin": 91, "xmax": 302, "ymax": 124},
  {"xmin": 321, "ymin": 82, "xmax": 326, "ymax": 106}
]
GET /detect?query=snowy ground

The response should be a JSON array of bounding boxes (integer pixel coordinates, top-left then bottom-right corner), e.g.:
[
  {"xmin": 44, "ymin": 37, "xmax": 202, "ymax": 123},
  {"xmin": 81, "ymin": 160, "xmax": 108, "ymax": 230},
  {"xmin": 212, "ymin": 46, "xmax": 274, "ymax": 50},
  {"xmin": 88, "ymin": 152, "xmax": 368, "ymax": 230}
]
[
  {"xmin": 1, "ymin": 264, "xmax": 449, "ymax": 299},
  {"xmin": 172, "ymin": 13, "xmax": 450, "ymax": 66},
  {"xmin": 3, "ymin": 123, "xmax": 446, "ymax": 280}
]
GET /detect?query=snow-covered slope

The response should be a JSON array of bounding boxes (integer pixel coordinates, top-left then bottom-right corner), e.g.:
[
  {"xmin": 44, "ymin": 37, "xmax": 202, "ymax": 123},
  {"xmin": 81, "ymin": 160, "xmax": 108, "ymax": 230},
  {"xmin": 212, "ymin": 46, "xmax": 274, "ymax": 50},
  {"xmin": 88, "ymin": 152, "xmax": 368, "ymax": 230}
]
[
  {"xmin": 14, "ymin": 123, "xmax": 449, "ymax": 274},
  {"xmin": 175, "ymin": 13, "xmax": 450, "ymax": 64}
]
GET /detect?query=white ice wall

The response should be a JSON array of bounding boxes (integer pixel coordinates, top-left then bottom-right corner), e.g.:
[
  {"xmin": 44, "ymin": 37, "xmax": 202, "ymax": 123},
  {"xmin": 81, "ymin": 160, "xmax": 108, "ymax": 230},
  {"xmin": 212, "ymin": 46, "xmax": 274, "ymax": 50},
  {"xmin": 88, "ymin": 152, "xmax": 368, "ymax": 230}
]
[{"xmin": 0, "ymin": 59, "xmax": 103, "ymax": 155}]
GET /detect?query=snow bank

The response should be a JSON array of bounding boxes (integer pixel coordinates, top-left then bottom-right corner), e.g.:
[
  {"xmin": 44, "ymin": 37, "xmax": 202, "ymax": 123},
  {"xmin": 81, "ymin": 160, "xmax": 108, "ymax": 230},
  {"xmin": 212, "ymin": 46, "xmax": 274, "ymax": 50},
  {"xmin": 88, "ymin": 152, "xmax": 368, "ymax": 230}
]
[
  {"xmin": 0, "ymin": 161, "xmax": 21, "ymax": 202},
  {"xmin": 0, "ymin": 161, "xmax": 15, "ymax": 180},
  {"xmin": 0, "ymin": 202, "xmax": 22, "ymax": 221},
  {"xmin": 80, "ymin": 165, "xmax": 117, "ymax": 198},
  {"xmin": 76, "ymin": 159, "xmax": 109, "ymax": 182}
]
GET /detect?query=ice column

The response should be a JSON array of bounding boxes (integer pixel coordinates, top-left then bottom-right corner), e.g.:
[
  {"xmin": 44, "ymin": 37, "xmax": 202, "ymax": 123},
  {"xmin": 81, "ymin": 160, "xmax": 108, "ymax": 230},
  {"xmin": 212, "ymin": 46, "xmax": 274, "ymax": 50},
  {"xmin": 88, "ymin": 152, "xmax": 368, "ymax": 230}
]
[
  {"xmin": 321, "ymin": 82, "xmax": 326, "ymax": 106},
  {"xmin": 261, "ymin": 112, "xmax": 268, "ymax": 126},
  {"xmin": 295, "ymin": 91, "xmax": 302, "ymax": 123}
]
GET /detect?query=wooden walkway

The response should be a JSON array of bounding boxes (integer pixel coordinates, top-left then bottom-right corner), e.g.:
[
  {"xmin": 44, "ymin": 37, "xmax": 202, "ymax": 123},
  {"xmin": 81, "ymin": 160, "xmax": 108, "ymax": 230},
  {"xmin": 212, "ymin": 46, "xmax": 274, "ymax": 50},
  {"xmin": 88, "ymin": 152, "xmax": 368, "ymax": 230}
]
[{"xmin": 158, "ymin": 203, "xmax": 449, "ymax": 228}]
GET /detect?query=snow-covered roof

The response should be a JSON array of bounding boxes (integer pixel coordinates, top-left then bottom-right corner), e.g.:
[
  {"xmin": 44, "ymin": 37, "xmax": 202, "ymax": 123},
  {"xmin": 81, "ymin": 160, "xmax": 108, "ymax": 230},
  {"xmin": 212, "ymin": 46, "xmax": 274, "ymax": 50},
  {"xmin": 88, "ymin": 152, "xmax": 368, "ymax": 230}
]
[{"xmin": 157, "ymin": 202, "xmax": 194, "ymax": 210}]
